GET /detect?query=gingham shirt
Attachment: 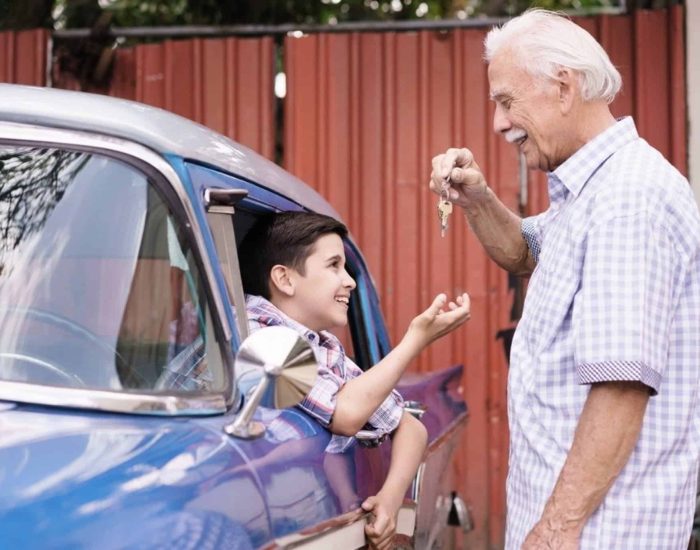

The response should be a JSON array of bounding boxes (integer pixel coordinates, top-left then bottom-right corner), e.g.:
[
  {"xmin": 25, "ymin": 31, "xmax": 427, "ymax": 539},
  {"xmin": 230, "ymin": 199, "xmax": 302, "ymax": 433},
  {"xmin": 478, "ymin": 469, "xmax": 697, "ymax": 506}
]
[
  {"xmin": 507, "ymin": 117, "xmax": 700, "ymax": 548},
  {"xmin": 246, "ymin": 294, "xmax": 404, "ymax": 453}
]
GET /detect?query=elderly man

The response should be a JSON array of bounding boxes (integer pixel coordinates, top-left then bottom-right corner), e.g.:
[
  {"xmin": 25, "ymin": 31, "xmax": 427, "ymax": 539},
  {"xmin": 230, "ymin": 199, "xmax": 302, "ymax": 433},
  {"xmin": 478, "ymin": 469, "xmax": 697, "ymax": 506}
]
[{"xmin": 431, "ymin": 9, "xmax": 700, "ymax": 549}]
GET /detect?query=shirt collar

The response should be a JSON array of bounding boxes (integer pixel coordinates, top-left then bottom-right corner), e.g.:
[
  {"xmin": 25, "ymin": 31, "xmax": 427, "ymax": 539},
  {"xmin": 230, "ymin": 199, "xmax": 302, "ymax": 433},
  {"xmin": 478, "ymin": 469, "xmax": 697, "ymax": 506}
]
[
  {"xmin": 549, "ymin": 116, "xmax": 639, "ymax": 200},
  {"xmin": 245, "ymin": 294, "xmax": 328, "ymax": 346}
]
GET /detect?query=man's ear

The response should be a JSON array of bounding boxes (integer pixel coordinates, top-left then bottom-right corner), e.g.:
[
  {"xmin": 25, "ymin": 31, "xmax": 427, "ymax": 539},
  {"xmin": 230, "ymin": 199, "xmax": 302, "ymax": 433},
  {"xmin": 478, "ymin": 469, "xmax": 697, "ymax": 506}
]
[
  {"xmin": 556, "ymin": 67, "xmax": 577, "ymax": 114},
  {"xmin": 269, "ymin": 264, "xmax": 295, "ymax": 297}
]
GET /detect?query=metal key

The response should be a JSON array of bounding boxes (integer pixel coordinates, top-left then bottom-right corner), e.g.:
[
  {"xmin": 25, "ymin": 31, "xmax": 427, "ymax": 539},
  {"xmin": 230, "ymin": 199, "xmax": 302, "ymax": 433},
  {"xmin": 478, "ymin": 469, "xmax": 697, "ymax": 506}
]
[{"xmin": 437, "ymin": 183, "xmax": 453, "ymax": 237}]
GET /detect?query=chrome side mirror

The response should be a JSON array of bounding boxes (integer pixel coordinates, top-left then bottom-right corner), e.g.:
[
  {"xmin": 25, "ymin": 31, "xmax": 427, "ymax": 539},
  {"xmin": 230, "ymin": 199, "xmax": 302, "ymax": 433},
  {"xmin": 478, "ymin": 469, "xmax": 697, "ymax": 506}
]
[{"xmin": 224, "ymin": 326, "xmax": 317, "ymax": 439}]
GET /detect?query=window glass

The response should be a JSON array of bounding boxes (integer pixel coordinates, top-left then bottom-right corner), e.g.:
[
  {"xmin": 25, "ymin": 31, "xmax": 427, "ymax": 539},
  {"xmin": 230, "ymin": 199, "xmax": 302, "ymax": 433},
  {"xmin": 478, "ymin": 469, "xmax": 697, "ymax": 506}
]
[{"xmin": 0, "ymin": 145, "xmax": 224, "ymax": 392}]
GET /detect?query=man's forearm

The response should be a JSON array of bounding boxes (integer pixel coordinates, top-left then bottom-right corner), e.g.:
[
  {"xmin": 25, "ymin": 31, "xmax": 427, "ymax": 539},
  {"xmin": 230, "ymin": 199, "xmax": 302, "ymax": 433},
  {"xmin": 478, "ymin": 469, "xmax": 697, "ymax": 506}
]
[
  {"xmin": 461, "ymin": 186, "xmax": 534, "ymax": 276},
  {"xmin": 526, "ymin": 381, "xmax": 650, "ymax": 546}
]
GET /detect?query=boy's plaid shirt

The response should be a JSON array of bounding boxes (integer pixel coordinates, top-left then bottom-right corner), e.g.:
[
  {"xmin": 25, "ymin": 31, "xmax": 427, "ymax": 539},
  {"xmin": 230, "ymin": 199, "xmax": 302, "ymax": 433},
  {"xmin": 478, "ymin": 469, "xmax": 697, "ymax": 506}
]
[{"xmin": 245, "ymin": 294, "xmax": 404, "ymax": 453}]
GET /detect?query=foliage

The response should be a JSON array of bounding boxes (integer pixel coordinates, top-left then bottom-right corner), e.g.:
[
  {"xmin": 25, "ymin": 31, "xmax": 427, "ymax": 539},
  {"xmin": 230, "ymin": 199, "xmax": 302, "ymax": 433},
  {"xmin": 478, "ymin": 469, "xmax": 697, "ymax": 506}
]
[{"xmin": 0, "ymin": 0, "xmax": 627, "ymax": 32}]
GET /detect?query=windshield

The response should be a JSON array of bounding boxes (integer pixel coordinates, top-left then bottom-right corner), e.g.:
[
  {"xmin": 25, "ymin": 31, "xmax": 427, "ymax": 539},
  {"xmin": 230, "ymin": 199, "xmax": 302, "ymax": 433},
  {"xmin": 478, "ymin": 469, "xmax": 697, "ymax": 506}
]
[{"xmin": 0, "ymin": 145, "xmax": 224, "ymax": 392}]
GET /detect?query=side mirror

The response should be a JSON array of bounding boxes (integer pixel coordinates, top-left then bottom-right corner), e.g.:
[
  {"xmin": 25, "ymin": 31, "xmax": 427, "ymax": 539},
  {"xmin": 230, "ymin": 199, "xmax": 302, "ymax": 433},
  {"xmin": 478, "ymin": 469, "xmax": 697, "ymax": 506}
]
[{"xmin": 224, "ymin": 326, "xmax": 317, "ymax": 439}]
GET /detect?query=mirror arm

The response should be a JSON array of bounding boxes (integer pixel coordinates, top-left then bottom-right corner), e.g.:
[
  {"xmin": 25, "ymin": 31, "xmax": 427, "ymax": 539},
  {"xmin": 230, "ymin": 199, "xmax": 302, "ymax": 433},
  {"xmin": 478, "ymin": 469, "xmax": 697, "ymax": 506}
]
[{"xmin": 224, "ymin": 374, "xmax": 270, "ymax": 439}]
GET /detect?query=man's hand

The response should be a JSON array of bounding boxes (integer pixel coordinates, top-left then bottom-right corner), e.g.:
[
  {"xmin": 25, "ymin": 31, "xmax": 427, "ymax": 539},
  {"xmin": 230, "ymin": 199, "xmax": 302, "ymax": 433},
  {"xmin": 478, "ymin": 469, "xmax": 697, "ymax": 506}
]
[
  {"xmin": 522, "ymin": 520, "xmax": 580, "ymax": 550},
  {"xmin": 430, "ymin": 147, "xmax": 488, "ymax": 209},
  {"xmin": 405, "ymin": 292, "xmax": 470, "ymax": 349},
  {"xmin": 362, "ymin": 492, "xmax": 401, "ymax": 550}
]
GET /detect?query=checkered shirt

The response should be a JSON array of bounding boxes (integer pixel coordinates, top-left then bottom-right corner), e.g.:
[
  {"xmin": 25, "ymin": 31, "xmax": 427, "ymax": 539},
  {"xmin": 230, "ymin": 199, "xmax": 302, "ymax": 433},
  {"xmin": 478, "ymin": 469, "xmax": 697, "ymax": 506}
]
[
  {"xmin": 507, "ymin": 117, "xmax": 700, "ymax": 548},
  {"xmin": 246, "ymin": 294, "xmax": 404, "ymax": 453}
]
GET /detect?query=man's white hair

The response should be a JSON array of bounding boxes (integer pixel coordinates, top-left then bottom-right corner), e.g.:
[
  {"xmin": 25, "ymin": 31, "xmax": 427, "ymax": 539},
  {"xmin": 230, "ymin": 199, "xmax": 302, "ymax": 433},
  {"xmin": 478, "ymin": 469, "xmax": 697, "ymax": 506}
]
[{"xmin": 484, "ymin": 9, "xmax": 621, "ymax": 103}]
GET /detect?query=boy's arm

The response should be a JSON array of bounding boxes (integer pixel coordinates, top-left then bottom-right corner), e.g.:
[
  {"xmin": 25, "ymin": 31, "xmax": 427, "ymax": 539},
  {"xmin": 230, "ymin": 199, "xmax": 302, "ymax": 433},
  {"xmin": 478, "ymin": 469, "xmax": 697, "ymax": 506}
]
[
  {"xmin": 362, "ymin": 412, "xmax": 428, "ymax": 549},
  {"xmin": 330, "ymin": 293, "xmax": 469, "ymax": 436}
]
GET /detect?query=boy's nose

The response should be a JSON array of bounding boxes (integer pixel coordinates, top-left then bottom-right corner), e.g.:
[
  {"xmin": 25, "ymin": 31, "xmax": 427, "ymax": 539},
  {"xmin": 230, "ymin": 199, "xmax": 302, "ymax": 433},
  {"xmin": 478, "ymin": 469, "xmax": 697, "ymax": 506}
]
[{"xmin": 343, "ymin": 270, "xmax": 356, "ymax": 290}]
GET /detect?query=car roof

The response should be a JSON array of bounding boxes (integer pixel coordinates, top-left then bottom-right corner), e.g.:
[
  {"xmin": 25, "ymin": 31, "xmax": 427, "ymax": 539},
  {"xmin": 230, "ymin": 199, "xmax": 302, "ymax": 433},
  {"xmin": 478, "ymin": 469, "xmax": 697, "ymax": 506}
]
[{"xmin": 0, "ymin": 83, "xmax": 340, "ymax": 219}]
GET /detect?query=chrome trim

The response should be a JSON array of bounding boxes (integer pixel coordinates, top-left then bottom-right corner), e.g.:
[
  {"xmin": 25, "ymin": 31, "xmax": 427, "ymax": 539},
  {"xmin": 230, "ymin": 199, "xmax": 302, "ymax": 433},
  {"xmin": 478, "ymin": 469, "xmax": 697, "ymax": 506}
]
[
  {"xmin": 0, "ymin": 122, "xmax": 235, "ymax": 416},
  {"xmin": 264, "ymin": 502, "xmax": 417, "ymax": 549},
  {"xmin": 448, "ymin": 493, "xmax": 473, "ymax": 533},
  {"xmin": 0, "ymin": 380, "xmax": 225, "ymax": 415}
]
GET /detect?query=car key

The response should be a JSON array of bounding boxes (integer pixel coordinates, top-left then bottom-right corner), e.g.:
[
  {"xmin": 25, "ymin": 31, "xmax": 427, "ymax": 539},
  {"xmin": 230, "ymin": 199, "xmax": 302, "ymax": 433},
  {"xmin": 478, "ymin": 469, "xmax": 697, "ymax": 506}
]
[{"xmin": 437, "ymin": 181, "xmax": 453, "ymax": 237}]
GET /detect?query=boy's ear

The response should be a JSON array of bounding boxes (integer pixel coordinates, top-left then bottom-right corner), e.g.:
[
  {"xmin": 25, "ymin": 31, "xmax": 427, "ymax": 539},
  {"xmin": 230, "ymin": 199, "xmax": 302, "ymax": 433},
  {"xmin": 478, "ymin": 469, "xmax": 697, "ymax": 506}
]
[{"xmin": 269, "ymin": 264, "xmax": 295, "ymax": 297}]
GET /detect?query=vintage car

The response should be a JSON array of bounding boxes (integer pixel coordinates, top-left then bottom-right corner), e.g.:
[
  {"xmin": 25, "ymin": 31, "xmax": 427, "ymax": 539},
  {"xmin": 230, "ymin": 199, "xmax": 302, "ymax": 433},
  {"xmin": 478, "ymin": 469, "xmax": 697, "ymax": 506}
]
[{"xmin": 0, "ymin": 83, "xmax": 469, "ymax": 549}]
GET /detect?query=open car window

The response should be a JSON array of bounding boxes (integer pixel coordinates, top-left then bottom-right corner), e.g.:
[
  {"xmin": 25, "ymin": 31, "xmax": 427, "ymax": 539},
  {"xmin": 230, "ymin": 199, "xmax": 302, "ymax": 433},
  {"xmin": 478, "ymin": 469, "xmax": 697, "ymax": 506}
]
[{"xmin": 0, "ymin": 145, "xmax": 224, "ymax": 392}]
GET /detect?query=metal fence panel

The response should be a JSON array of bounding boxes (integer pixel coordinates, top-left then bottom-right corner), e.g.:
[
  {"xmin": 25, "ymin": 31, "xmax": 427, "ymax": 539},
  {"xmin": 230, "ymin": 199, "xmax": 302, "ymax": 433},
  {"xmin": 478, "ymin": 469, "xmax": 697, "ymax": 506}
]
[
  {"xmin": 284, "ymin": 7, "xmax": 687, "ymax": 548},
  {"xmin": 0, "ymin": 29, "xmax": 47, "ymax": 85},
  {"xmin": 132, "ymin": 37, "xmax": 275, "ymax": 159}
]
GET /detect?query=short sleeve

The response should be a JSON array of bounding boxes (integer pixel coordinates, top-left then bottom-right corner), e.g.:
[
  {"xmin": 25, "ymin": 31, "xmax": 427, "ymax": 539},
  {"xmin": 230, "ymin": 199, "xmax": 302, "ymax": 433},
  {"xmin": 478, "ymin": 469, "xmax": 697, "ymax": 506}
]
[
  {"xmin": 573, "ymin": 211, "xmax": 676, "ymax": 394},
  {"xmin": 522, "ymin": 214, "xmax": 545, "ymax": 263},
  {"xmin": 296, "ymin": 346, "xmax": 347, "ymax": 426},
  {"xmin": 366, "ymin": 388, "xmax": 404, "ymax": 435}
]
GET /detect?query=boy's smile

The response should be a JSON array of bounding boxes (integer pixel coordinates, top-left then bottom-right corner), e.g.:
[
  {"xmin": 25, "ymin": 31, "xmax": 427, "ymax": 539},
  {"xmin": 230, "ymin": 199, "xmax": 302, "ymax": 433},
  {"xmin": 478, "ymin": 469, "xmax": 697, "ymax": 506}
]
[{"xmin": 283, "ymin": 233, "xmax": 356, "ymax": 333}]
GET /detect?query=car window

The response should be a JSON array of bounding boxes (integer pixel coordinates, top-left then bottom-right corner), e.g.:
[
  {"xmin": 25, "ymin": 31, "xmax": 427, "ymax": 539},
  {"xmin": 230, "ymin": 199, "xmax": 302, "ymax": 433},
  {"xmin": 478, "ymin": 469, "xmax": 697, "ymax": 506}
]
[{"xmin": 0, "ymin": 145, "xmax": 224, "ymax": 392}]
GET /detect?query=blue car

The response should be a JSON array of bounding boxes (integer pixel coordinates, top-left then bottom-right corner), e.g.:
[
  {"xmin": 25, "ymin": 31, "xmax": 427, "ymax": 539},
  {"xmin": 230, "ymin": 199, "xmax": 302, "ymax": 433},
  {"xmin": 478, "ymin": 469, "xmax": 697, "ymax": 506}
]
[{"xmin": 0, "ymin": 84, "xmax": 468, "ymax": 549}]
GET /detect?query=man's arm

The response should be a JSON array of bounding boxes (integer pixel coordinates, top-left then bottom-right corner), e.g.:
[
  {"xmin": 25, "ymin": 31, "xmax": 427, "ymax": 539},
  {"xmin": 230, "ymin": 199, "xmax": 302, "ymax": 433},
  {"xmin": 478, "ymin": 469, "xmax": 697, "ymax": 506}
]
[
  {"xmin": 362, "ymin": 412, "xmax": 428, "ymax": 550},
  {"xmin": 460, "ymin": 185, "xmax": 535, "ymax": 276},
  {"xmin": 523, "ymin": 381, "xmax": 650, "ymax": 548}
]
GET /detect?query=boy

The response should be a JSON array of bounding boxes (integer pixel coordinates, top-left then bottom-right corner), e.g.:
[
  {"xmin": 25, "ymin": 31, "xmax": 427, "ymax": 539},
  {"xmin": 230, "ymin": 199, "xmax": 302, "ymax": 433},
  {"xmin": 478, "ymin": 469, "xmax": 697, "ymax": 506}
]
[{"xmin": 240, "ymin": 212, "xmax": 470, "ymax": 549}]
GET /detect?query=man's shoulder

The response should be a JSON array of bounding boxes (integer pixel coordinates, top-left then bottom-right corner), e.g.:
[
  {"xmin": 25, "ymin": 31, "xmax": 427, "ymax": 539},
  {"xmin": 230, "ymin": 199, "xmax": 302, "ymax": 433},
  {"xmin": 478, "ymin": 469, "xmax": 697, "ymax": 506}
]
[{"xmin": 587, "ymin": 138, "xmax": 691, "ymax": 211}]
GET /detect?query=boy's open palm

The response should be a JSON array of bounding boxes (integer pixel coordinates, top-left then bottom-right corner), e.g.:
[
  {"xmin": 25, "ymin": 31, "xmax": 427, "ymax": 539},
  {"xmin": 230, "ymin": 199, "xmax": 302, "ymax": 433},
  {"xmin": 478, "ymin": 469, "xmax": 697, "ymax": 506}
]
[{"xmin": 407, "ymin": 292, "xmax": 471, "ymax": 347}]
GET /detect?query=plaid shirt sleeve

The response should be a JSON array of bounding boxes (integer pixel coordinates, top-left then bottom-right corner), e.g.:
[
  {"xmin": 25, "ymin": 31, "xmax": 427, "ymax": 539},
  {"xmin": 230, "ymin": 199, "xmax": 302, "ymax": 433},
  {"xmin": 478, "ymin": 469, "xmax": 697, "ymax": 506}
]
[
  {"xmin": 297, "ymin": 344, "xmax": 347, "ymax": 427},
  {"xmin": 299, "ymin": 345, "xmax": 404, "ymax": 436},
  {"xmin": 521, "ymin": 214, "xmax": 546, "ymax": 264},
  {"xmin": 573, "ymin": 209, "xmax": 676, "ymax": 394}
]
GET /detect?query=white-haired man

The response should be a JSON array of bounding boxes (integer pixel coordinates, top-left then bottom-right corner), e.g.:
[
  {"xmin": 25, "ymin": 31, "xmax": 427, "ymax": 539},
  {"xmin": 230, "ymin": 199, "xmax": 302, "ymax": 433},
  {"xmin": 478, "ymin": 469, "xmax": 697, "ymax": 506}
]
[{"xmin": 430, "ymin": 9, "xmax": 700, "ymax": 549}]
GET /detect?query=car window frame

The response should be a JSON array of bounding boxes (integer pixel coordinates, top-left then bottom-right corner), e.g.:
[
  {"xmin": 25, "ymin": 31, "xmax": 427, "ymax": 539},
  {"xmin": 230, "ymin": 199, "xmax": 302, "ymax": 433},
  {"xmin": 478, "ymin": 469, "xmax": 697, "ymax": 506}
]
[{"xmin": 185, "ymin": 162, "xmax": 391, "ymax": 371}]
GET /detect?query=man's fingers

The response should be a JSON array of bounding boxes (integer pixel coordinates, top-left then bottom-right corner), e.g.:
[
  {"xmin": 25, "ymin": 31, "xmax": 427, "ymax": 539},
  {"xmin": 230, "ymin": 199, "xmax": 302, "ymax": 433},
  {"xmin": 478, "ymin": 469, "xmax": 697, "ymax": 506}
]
[
  {"xmin": 448, "ymin": 165, "xmax": 481, "ymax": 185},
  {"xmin": 442, "ymin": 147, "xmax": 474, "ymax": 176},
  {"xmin": 431, "ymin": 148, "xmax": 475, "ymax": 183}
]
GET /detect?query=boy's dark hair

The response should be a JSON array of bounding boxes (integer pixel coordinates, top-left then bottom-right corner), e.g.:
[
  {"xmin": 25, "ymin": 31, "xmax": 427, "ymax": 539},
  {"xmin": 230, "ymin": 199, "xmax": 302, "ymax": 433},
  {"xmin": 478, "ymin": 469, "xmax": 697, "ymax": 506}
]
[{"xmin": 239, "ymin": 211, "xmax": 349, "ymax": 299}]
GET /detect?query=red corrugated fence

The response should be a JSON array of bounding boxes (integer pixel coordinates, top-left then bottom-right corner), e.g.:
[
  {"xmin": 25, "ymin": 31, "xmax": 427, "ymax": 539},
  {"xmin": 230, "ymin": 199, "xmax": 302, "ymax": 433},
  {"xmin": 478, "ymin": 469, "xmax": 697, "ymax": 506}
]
[{"xmin": 0, "ymin": 8, "xmax": 688, "ymax": 548}]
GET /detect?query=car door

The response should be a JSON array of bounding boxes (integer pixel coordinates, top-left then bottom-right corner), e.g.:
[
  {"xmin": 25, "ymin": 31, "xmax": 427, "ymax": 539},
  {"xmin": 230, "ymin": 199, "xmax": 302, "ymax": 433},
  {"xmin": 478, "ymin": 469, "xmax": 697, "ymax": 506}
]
[{"xmin": 189, "ymin": 160, "xmax": 468, "ymax": 548}]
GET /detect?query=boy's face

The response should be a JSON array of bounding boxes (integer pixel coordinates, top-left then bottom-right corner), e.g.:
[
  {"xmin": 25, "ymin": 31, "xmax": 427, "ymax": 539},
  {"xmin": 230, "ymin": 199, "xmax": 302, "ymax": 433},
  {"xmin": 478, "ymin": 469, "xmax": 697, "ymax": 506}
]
[{"xmin": 288, "ymin": 233, "xmax": 356, "ymax": 333}]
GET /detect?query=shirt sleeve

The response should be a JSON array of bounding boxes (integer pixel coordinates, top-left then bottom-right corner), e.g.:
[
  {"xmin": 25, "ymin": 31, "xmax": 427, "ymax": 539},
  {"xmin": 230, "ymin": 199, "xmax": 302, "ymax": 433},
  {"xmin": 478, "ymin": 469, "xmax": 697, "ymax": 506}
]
[
  {"xmin": 573, "ymin": 210, "xmax": 676, "ymax": 395},
  {"xmin": 298, "ymin": 353, "xmax": 404, "ymax": 438},
  {"xmin": 366, "ymin": 387, "xmax": 404, "ymax": 435},
  {"xmin": 296, "ymin": 345, "xmax": 347, "ymax": 427},
  {"xmin": 521, "ymin": 214, "xmax": 545, "ymax": 264}
]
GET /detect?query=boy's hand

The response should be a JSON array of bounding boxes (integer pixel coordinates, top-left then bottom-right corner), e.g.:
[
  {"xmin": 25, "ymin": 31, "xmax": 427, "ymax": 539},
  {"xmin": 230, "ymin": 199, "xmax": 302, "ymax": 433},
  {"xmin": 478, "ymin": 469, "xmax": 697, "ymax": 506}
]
[
  {"xmin": 406, "ymin": 292, "xmax": 470, "ymax": 348},
  {"xmin": 362, "ymin": 492, "xmax": 401, "ymax": 550}
]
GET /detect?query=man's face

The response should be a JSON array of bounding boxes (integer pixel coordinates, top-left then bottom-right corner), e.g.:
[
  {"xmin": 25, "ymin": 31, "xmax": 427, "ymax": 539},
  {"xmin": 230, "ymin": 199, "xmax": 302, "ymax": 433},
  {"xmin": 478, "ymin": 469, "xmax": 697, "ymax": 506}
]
[
  {"xmin": 288, "ymin": 233, "xmax": 356, "ymax": 333},
  {"xmin": 488, "ymin": 51, "xmax": 569, "ymax": 172}
]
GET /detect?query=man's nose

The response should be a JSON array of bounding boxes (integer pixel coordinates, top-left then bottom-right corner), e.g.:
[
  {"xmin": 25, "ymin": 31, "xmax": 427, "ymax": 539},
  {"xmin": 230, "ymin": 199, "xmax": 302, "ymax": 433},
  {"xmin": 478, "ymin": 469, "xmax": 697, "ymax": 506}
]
[{"xmin": 493, "ymin": 104, "xmax": 511, "ymax": 134}]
